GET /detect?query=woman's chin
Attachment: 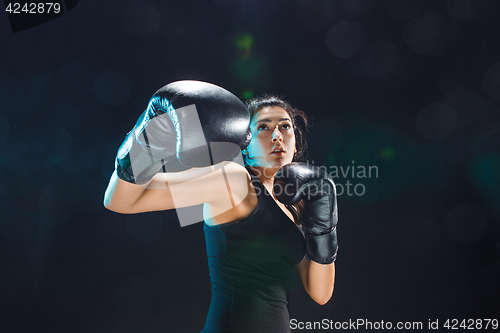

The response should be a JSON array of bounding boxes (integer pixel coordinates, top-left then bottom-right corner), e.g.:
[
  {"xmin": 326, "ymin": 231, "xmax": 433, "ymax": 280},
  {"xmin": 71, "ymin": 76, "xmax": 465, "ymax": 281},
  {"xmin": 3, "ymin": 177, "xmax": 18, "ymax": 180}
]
[
  {"xmin": 246, "ymin": 155, "xmax": 292, "ymax": 169},
  {"xmin": 272, "ymin": 155, "xmax": 293, "ymax": 166}
]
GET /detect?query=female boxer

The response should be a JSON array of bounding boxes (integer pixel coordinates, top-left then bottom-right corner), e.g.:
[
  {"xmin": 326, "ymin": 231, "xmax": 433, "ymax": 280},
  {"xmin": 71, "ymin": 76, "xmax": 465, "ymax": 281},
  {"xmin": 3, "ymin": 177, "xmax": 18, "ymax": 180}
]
[{"xmin": 104, "ymin": 82, "xmax": 337, "ymax": 333}]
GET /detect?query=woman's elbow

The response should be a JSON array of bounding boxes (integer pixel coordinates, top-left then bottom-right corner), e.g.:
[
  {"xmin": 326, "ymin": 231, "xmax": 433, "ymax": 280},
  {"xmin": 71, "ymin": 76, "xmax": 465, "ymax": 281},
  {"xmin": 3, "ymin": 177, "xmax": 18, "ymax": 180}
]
[
  {"xmin": 308, "ymin": 282, "xmax": 334, "ymax": 305},
  {"xmin": 314, "ymin": 295, "xmax": 332, "ymax": 306},
  {"xmin": 103, "ymin": 199, "xmax": 119, "ymax": 213},
  {"xmin": 312, "ymin": 290, "xmax": 333, "ymax": 306},
  {"xmin": 103, "ymin": 196, "xmax": 133, "ymax": 214}
]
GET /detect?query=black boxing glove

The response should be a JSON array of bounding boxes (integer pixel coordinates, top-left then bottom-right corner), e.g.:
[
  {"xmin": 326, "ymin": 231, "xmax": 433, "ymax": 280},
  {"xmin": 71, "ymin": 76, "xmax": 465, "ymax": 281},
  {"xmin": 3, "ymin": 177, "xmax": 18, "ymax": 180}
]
[
  {"xmin": 158, "ymin": 81, "xmax": 251, "ymax": 168},
  {"xmin": 115, "ymin": 80, "xmax": 251, "ymax": 184},
  {"xmin": 115, "ymin": 96, "xmax": 177, "ymax": 184},
  {"xmin": 274, "ymin": 162, "xmax": 338, "ymax": 264}
]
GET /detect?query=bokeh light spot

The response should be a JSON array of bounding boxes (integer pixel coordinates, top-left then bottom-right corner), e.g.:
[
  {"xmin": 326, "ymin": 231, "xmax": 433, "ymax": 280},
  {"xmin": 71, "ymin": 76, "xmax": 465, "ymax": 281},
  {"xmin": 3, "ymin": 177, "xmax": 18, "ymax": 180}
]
[
  {"xmin": 325, "ymin": 21, "xmax": 364, "ymax": 59},
  {"xmin": 416, "ymin": 103, "xmax": 457, "ymax": 140},
  {"xmin": 230, "ymin": 56, "xmax": 265, "ymax": 86},
  {"xmin": 234, "ymin": 34, "xmax": 254, "ymax": 59},
  {"xmin": 440, "ymin": 89, "xmax": 499, "ymax": 141},
  {"xmin": 404, "ymin": 11, "xmax": 441, "ymax": 55},
  {"xmin": 384, "ymin": 0, "xmax": 425, "ymax": 20},
  {"xmin": 380, "ymin": 146, "xmax": 394, "ymax": 160},
  {"xmin": 340, "ymin": 0, "xmax": 376, "ymax": 14},
  {"xmin": 242, "ymin": 90, "xmax": 253, "ymax": 99},
  {"xmin": 469, "ymin": 153, "xmax": 500, "ymax": 214}
]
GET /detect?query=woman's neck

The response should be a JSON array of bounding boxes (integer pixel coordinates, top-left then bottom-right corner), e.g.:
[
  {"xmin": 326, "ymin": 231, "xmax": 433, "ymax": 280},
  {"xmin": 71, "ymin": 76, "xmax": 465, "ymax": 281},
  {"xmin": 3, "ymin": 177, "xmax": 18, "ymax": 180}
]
[{"xmin": 247, "ymin": 166, "xmax": 279, "ymax": 195}]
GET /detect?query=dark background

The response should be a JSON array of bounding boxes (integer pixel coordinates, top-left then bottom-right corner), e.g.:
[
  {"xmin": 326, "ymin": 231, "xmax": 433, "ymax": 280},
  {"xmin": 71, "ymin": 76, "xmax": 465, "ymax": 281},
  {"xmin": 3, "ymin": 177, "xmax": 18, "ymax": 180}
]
[{"xmin": 1, "ymin": 0, "xmax": 500, "ymax": 332}]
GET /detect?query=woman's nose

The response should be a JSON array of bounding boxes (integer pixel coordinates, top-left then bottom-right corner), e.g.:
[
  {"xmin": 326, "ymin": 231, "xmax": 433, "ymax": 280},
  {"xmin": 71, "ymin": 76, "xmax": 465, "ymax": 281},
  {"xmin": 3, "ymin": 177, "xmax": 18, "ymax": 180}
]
[{"xmin": 272, "ymin": 127, "xmax": 283, "ymax": 141}]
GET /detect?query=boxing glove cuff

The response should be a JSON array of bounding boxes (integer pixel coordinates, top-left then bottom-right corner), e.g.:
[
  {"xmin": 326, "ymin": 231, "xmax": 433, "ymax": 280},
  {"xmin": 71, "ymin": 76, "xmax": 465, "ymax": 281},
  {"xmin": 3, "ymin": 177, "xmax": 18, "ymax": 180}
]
[
  {"xmin": 305, "ymin": 226, "xmax": 338, "ymax": 264},
  {"xmin": 115, "ymin": 127, "xmax": 171, "ymax": 185}
]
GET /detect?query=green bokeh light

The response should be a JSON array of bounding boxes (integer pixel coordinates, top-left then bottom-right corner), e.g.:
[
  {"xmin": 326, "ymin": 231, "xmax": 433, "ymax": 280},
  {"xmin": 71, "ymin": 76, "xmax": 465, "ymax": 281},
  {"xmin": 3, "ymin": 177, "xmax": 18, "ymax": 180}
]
[
  {"xmin": 380, "ymin": 146, "xmax": 395, "ymax": 160},
  {"xmin": 234, "ymin": 34, "xmax": 254, "ymax": 59},
  {"xmin": 469, "ymin": 153, "xmax": 500, "ymax": 214},
  {"xmin": 242, "ymin": 90, "xmax": 253, "ymax": 99},
  {"xmin": 229, "ymin": 56, "xmax": 265, "ymax": 85}
]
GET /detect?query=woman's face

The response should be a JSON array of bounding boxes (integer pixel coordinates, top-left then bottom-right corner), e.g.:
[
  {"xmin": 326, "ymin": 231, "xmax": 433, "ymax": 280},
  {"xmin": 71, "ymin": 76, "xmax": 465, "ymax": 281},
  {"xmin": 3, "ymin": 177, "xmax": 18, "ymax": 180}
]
[{"xmin": 245, "ymin": 106, "xmax": 296, "ymax": 169}]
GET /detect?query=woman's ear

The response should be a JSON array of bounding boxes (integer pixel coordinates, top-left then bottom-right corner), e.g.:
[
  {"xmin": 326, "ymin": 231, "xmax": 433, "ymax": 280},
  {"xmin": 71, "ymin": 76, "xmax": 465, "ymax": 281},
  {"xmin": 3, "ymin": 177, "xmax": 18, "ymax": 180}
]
[
  {"xmin": 242, "ymin": 149, "xmax": 249, "ymax": 166},
  {"xmin": 292, "ymin": 147, "xmax": 298, "ymax": 162}
]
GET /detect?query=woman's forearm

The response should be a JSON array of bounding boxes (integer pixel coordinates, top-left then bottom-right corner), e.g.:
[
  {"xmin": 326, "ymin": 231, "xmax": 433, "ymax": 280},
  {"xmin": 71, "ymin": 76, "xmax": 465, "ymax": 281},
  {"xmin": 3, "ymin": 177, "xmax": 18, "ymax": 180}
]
[
  {"xmin": 104, "ymin": 162, "xmax": 247, "ymax": 214},
  {"xmin": 103, "ymin": 170, "xmax": 150, "ymax": 213},
  {"xmin": 298, "ymin": 259, "xmax": 335, "ymax": 305},
  {"xmin": 308, "ymin": 260, "xmax": 335, "ymax": 305}
]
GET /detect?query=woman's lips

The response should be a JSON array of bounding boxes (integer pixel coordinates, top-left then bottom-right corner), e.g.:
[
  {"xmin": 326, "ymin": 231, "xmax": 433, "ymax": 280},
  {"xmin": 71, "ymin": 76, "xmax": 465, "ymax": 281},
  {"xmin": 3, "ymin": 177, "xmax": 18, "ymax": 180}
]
[{"xmin": 271, "ymin": 147, "xmax": 285, "ymax": 155}]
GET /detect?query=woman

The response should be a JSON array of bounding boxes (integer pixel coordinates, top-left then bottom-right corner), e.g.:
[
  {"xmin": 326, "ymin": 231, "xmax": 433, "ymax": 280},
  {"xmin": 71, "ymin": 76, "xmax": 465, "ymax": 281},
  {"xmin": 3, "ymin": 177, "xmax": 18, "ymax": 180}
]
[{"xmin": 104, "ymin": 85, "xmax": 336, "ymax": 332}]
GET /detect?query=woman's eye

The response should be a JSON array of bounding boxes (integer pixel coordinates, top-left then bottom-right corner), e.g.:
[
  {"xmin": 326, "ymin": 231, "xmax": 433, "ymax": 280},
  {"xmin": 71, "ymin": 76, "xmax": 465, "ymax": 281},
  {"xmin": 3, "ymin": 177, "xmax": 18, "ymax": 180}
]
[
  {"xmin": 281, "ymin": 123, "xmax": 291, "ymax": 130},
  {"xmin": 258, "ymin": 124, "xmax": 268, "ymax": 130}
]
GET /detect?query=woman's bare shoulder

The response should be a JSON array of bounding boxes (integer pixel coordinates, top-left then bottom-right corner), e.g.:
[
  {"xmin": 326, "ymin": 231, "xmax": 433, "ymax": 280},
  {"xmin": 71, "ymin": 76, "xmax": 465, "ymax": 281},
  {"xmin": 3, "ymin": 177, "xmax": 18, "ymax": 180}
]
[
  {"xmin": 207, "ymin": 161, "xmax": 253, "ymax": 206},
  {"xmin": 203, "ymin": 161, "xmax": 258, "ymax": 226}
]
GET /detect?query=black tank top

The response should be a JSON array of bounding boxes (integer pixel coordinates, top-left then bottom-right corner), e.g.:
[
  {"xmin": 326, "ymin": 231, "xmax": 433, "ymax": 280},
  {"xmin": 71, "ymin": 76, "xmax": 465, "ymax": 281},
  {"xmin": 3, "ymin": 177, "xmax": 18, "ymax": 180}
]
[{"xmin": 202, "ymin": 168, "xmax": 305, "ymax": 333}]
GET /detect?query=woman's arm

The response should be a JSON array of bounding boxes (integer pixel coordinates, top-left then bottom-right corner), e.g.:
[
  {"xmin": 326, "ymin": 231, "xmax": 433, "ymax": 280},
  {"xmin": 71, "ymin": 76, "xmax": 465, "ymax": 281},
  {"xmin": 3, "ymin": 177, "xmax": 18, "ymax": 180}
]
[
  {"xmin": 296, "ymin": 258, "xmax": 335, "ymax": 305},
  {"xmin": 274, "ymin": 163, "xmax": 339, "ymax": 305},
  {"xmin": 104, "ymin": 161, "xmax": 249, "ymax": 215},
  {"xmin": 106, "ymin": 80, "xmax": 251, "ymax": 215},
  {"xmin": 103, "ymin": 170, "xmax": 173, "ymax": 214}
]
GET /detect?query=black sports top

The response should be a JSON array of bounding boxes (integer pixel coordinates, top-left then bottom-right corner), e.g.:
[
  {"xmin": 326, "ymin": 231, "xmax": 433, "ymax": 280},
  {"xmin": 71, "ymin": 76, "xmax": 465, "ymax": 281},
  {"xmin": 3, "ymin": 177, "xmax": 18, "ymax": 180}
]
[{"xmin": 201, "ymin": 168, "xmax": 305, "ymax": 333}]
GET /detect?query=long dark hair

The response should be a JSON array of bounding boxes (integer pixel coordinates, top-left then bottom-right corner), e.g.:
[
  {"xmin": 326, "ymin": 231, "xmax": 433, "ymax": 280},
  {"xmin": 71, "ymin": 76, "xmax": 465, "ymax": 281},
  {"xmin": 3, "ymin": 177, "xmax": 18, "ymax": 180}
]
[{"xmin": 245, "ymin": 94, "xmax": 309, "ymax": 162}]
